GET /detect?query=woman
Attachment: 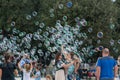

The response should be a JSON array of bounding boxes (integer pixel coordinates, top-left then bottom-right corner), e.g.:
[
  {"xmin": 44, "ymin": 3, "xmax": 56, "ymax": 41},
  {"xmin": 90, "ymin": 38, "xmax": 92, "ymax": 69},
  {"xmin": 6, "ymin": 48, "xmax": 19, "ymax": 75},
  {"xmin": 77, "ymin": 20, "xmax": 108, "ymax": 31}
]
[
  {"xmin": 0, "ymin": 52, "xmax": 18, "ymax": 80},
  {"xmin": 66, "ymin": 53, "xmax": 75, "ymax": 80},
  {"xmin": 55, "ymin": 52, "xmax": 74, "ymax": 80}
]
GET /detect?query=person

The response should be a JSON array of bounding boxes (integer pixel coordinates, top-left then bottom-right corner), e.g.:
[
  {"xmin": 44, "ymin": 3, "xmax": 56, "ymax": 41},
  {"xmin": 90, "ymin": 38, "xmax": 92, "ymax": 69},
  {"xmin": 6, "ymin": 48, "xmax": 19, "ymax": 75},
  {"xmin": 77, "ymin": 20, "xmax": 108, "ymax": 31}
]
[
  {"xmin": 32, "ymin": 66, "xmax": 41, "ymax": 80},
  {"xmin": 96, "ymin": 48, "xmax": 118, "ymax": 80},
  {"xmin": 66, "ymin": 53, "xmax": 75, "ymax": 80},
  {"xmin": 117, "ymin": 56, "xmax": 120, "ymax": 78},
  {"xmin": 19, "ymin": 54, "xmax": 31, "ymax": 80},
  {"xmin": 0, "ymin": 52, "xmax": 18, "ymax": 80},
  {"xmin": 18, "ymin": 61, "xmax": 33, "ymax": 80},
  {"xmin": 46, "ymin": 74, "xmax": 52, "ymax": 80},
  {"xmin": 55, "ymin": 52, "xmax": 74, "ymax": 80}
]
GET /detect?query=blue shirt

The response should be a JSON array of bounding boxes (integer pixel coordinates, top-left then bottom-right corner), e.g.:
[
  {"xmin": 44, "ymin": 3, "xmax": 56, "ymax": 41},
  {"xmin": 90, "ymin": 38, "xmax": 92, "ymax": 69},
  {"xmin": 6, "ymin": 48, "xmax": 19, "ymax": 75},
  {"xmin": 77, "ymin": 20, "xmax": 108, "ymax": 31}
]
[
  {"xmin": 96, "ymin": 56, "xmax": 117, "ymax": 79},
  {"xmin": 35, "ymin": 71, "xmax": 41, "ymax": 80}
]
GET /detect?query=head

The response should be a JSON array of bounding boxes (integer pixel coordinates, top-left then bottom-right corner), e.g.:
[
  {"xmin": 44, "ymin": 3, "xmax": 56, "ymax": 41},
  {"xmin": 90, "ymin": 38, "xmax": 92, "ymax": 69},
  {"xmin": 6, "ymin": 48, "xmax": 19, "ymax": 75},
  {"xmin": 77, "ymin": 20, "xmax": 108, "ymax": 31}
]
[
  {"xmin": 118, "ymin": 56, "xmax": 120, "ymax": 61},
  {"xmin": 35, "ymin": 66, "xmax": 40, "ymax": 71},
  {"xmin": 4, "ymin": 52, "xmax": 12, "ymax": 63},
  {"xmin": 46, "ymin": 74, "xmax": 52, "ymax": 80},
  {"xmin": 102, "ymin": 48, "xmax": 110, "ymax": 57},
  {"xmin": 55, "ymin": 52, "xmax": 62, "ymax": 61},
  {"xmin": 66, "ymin": 52, "xmax": 73, "ymax": 60},
  {"xmin": 25, "ymin": 63, "xmax": 31, "ymax": 72}
]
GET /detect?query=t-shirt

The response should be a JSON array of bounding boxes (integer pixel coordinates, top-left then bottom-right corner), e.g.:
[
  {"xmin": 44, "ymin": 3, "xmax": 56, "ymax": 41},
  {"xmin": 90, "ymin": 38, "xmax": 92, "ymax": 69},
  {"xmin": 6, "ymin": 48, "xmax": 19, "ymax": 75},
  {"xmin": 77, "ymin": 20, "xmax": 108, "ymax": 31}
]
[
  {"xmin": 67, "ymin": 64, "xmax": 75, "ymax": 75},
  {"xmin": 23, "ymin": 69, "xmax": 32, "ymax": 80},
  {"xmin": 96, "ymin": 56, "xmax": 117, "ymax": 79},
  {"xmin": 35, "ymin": 71, "xmax": 41, "ymax": 80},
  {"xmin": 0, "ymin": 62, "xmax": 17, "ymax": 80},
  {"xmin": 56, "ymin": 60, "xmax": 64, "ymax": 70}
]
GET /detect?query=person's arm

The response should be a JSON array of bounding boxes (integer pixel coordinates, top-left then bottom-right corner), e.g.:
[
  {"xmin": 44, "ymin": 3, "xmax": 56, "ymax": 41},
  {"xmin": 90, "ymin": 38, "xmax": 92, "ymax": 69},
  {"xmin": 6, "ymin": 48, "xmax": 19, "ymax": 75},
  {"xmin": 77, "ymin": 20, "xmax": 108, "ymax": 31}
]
[
  {"xmin": 74, "ymin": 60, "xmax": 80, "ymax": 74},
  {"xmin": 96, "ymin": 66, "xmax": 100, "ymax": 80},
  {"xmin": 61, "ymin": 45, "xmax": 67, "ymax": 58},
  {"xmin": 96, "ymin": 58, "xmax": 101, "ymax": 80},
  {"xmin": 62, "ymin": 61, "xmax": 74, "ymax": 69},
  {"xmin": 18, "ymin": 62, "xmax": 23, "ymax": 71},
  {"xmin": 0, "ymin": 69, "xmax": 2, "ymax": 79},
  {"xmin": 114, "ymin": 65, "xmax": 118, "ymax": 77}
]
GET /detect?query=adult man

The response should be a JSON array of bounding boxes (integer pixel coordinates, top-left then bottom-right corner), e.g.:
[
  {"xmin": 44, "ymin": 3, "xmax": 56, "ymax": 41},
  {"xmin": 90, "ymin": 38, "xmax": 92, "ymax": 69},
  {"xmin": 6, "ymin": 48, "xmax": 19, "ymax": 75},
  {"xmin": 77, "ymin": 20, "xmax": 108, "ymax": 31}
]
[
  {"xmin": 96, "ymin": 48, "xmax": 118, "ymax": 80},
  {"xmin": 0, "ymin": 52, "xmax": 18, "ymax": 80}
]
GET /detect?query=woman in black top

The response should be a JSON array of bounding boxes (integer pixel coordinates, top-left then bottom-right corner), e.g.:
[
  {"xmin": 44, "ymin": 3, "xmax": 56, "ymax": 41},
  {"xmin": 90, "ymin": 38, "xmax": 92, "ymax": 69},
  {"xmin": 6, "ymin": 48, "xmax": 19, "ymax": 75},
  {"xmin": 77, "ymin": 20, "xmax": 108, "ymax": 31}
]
[{"xmin": 0, "ymin": 52, "xmax": 18, "ymax": 80}]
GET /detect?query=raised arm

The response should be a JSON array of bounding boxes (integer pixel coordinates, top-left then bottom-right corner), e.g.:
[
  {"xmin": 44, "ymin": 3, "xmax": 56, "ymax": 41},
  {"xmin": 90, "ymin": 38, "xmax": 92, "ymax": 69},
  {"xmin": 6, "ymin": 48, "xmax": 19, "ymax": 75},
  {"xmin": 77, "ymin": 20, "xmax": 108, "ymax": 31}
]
[
  {"xmin": 61, "ymin": 45, "xmax": 67, "ymax": 58},
  {"xmin": 18, "ymin": 62, "xmax": 23, "ymax": 71},
  {"xmin": 0, "ymin": 69, "xmax": 2, "ymax": 79}
]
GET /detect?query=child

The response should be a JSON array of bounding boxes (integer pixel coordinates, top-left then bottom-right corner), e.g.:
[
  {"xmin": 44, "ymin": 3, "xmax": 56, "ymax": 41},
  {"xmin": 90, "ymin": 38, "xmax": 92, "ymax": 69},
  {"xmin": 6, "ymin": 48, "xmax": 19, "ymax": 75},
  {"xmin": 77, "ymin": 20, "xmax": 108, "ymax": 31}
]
[
  {"xmin": 32, "ymin": 66, "xmax": 41, "ymax": 80},
  {"xmin": 18, "ymin": 62, "xmax": 33, "ymax": 80},
  {"xmin": 46, "ymin": 74, "xmax": 52, "ymax": 80}
]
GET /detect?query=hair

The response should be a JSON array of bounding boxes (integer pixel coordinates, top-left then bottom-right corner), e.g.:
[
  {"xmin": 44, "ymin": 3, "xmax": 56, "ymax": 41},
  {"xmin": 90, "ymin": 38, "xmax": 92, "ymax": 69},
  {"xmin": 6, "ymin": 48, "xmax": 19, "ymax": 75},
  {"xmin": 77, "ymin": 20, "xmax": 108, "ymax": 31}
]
[
  {"xmin": 46, "ymin": 74, "xmax": 52, "ymax": 80},
  {"xmin": 55, "ymin": 52, "xmax": 61, "ymax": 61},
  {"xmin": 70, "ymin": 52, "xmax": 74, "ymax": 59},
  {"xmin": 102, "ymin": 48, "xmax": 109, "ymax": 54},
  {"xmin": 25, "ymin": 64, "xmax": 31, "ymax": 72},
  {"xmin": 35, "ymin": 66, "xmax": 40, "ymax": 70},
  {"xmin": 4, "ymin": 52, "xmax": 12, "ymax": 63}
]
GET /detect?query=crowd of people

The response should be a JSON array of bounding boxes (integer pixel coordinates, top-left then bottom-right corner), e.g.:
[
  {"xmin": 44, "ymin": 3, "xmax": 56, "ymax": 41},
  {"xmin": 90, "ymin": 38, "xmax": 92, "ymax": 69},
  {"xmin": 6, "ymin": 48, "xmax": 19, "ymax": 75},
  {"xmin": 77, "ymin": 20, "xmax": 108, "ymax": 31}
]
[{"xmin": 0, "ymin": 47, "xmax": 119, "ymax": 80}]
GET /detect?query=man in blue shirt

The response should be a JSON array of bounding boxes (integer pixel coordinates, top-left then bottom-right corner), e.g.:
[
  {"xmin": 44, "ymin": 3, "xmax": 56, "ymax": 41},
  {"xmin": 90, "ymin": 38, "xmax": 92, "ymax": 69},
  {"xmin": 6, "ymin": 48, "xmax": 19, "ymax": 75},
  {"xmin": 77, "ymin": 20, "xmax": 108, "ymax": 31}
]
[{"xmin": 96, "ymin": 48, "xmax": 118, "ymax": 80}]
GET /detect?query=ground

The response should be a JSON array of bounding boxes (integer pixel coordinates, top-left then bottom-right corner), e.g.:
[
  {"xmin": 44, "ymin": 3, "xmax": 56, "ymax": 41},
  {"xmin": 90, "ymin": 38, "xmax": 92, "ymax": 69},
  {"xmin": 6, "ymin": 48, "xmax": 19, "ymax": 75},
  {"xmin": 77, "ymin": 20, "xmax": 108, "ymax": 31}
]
[{"xmin": 15, "ymin": 77, "xmax": 46, "ymax": 80}]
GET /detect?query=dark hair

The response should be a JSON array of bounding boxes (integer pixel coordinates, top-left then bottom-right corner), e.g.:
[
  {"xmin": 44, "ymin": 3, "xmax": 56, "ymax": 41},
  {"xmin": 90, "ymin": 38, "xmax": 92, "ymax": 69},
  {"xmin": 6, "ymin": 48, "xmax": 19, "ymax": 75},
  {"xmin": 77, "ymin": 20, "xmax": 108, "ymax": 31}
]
[
  {"xmin": 70, "ymin": 52, "xmax": 74, "ymax": 59},
  {"xmin": 55, "ymin": 52, "xmax": 61, "ymax": 61},
  {"xmin": 4, "ymin": 52, "xmax": 12, "ymax": 63}
]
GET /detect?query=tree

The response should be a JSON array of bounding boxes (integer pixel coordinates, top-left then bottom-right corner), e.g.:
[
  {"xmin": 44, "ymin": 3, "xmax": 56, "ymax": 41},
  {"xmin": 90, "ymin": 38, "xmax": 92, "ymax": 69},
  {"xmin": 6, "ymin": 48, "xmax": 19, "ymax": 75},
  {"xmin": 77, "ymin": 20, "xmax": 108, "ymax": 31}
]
[{"xmin": 0, "ymin": 0, "xmax": 119, "ymax": 64}]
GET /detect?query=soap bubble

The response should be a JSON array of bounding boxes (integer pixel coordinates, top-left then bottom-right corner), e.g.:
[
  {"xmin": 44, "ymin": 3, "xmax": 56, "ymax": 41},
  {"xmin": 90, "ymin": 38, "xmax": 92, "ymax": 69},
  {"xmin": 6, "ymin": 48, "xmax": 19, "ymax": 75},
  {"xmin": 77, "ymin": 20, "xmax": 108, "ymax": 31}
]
[
  {"xmin": 110, "ymin": 39, "xmax": 114, "ymax": 46},
  {"xmin": 26, "ymin": 15, "xmax": 32, "ymax": 20},
  {"xmin": 50, "ymin": 13, "xmax": 55, "ymax": 17},
  {"xmin": 98, "ymin": 46, "xmax": 104, "ymax": 51},
  {"xmin": 111, "ymin": 0, "xmax": 116, "ymax": 2},
  {"xmin": 0, "ymin": 30, "xmax": 2, "ymax": 33},
  {"xmin": 75, "ymin": 17, "xmax": 80, "ymax": 22},
  {"xmin": 97, "ymin": 32, "xmax": 103, "ymax": 38},
  {"xmin": 80, "ymin": 19, "xmax": 87, "ymax": 26},
  {"xmin": 118, "ymin": 39, "xmax": 120, "ymax": 44},
  {"xmin": 39, "ymin": 23, "xmax": 45, "ymax": 28},
  {"xmin": 11, "ymin": 21, "xmax": 15, "ymax": 26},
  {"xmin": 58, "ymin": 4, "xmax": 64, "ymax": 9},
  {"xmin": 38, "ymin": 50, "xmax": 44, "ymax": 56},
  {"xmin": 32, "ymin": 11, "xmax": 37, "ymax": 17},
  {"xmin": 63, "ymin": 16, "xmax": 67, "ymax": 21},
  {"xmin": 35, "ymin": 21, "xmax": 39, "ymax": 26},
  {"xmin": 110, "ymin": 24, "xmax": 115, "ymax": 30},
  {"xmin": 97, "ymin": 40, "xmax": 101, "ymax": 44},
  {"xmin": 88, "ymin": 27, "xmax": 93, "ymax": 33},
  {"xmin": 66, "ymin": 1, "xmax": 73, "ymax": 8},
  {"xmin": 38, "ymin": 43, "xmax": 42, "ymax": 47},
  {"xmin": 49, "ymin": 9, "xmax": 54, "ymax": 13},
  {"xmin": 0, "ymin": 35, "xmax": 3, "ymax": 40}
]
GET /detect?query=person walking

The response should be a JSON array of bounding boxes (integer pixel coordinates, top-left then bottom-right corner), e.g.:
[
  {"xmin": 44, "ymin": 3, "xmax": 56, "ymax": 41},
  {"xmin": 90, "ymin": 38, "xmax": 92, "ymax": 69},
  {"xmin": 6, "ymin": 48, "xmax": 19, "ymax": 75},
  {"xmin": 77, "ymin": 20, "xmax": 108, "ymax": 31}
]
[
  {"xmin": 96, "ymin": 48, "xmax": 118, "ymax": 80},
  {"xmin": 0, "ymin": 52, "xmax": 18, "ymax": 80}
]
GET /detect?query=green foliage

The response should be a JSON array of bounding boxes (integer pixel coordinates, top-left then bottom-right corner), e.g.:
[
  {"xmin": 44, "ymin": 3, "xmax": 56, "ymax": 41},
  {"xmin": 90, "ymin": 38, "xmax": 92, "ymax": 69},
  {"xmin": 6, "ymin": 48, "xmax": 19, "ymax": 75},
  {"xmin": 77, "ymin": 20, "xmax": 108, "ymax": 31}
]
[{"xmin": 0, "ymin": 0, "xmax": 120, "ymax": 62}]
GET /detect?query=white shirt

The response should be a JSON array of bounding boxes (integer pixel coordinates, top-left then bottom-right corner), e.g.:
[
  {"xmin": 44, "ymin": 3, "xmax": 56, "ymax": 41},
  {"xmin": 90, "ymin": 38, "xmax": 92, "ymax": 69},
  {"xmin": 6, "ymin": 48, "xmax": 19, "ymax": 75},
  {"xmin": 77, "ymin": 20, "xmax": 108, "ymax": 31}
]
[{"xmin": 23, "ymin": 69, "xmax": 32, "ymax": 80}]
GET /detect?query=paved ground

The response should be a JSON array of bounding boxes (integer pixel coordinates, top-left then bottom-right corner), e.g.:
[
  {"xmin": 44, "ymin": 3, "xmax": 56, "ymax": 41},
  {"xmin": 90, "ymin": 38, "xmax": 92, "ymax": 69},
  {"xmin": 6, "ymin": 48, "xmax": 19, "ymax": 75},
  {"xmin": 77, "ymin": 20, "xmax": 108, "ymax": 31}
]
[{"xmin": 15, "ymin": 77, "xmax": 46, "ymax": 80}]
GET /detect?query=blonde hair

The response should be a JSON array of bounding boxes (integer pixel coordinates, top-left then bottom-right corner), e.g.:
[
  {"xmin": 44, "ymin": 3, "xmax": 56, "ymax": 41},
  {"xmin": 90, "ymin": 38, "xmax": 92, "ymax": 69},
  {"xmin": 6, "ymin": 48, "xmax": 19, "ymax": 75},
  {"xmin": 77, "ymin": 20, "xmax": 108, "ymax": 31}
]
[
  {"xmin": 25, "ymin": 64, "xmax": 31, "ymax": 72},
  {"xmin": 46, "ymin": 74, "xmax": 52, "ymax": 80}
]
